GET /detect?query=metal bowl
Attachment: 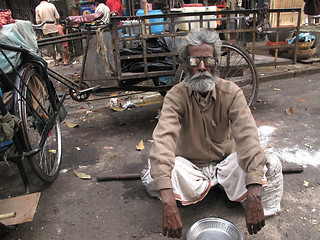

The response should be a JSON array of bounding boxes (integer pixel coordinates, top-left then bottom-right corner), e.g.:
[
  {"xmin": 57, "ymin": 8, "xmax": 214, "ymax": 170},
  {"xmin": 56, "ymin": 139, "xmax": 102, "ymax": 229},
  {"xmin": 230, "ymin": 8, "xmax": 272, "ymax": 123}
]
[{"xmin": 186, "ymin": 217, "xmax": 243, "ymax": 240}]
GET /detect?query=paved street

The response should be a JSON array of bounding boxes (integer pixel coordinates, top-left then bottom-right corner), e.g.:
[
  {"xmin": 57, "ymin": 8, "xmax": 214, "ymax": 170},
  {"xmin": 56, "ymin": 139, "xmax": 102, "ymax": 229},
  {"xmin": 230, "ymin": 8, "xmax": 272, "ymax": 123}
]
[{"xmin": 1, "ymin": 71, "xmax": 320, "ymax": 239}]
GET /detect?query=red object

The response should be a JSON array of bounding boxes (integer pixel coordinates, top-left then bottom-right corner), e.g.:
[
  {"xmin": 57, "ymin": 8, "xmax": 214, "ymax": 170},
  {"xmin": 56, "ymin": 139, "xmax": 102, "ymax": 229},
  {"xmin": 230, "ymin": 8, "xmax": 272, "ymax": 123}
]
[
  {"xmin": 181, "ymin": 4, "xmax": 204, "ymax": 8},
  {"xmin": 67, "ymin": 12, "xmax": 103, "ymax": 24},
  {"xmin": 215, "ymin": 0, "xmax": 225, "ymax": 8},
  {"xmin": 105, "ymin": 0, "xmax": 124, "ymax": 16},
  {"xmin": 266, "ymin": 41, "xmax": 287, "ymax": 45},
  {"xmin": 0, "ymin": 9, "xmax": 15, "ymax": 25}
]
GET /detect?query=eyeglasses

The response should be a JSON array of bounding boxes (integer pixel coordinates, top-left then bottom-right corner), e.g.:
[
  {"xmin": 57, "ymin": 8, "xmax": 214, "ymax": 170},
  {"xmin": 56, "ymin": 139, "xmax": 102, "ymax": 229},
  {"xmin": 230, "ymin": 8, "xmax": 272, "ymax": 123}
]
[{"xmin": 186, "ymin": 56, "xmax": 217, "ymax": 67}]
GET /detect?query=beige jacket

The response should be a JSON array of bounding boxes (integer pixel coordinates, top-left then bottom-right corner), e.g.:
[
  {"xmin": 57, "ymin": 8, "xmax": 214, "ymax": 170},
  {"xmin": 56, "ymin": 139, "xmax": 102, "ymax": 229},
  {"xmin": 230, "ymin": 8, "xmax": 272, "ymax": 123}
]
[
  {"xmin": 150, "ymin": 78, "xmax": 267, "ymax": 190},
  {"xmin": 35, "ymin": 1, "xmax": 60, "ymax": 35}
]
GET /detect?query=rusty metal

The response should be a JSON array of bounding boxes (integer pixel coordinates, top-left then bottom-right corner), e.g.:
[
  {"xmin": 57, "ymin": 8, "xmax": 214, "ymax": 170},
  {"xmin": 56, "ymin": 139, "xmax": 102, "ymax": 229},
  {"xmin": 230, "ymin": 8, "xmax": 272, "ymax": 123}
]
[{"xmin": 282, "ymin": 165, "xmax": 304, "ymax": 174}]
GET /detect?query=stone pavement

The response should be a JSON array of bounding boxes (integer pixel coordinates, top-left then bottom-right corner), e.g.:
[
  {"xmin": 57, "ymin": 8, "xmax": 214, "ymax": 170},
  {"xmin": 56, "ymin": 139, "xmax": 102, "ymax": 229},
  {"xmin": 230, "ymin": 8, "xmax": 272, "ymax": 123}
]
[{"xmin": 258, "ymin": 60, "xmax": 320, "ymax": 82}]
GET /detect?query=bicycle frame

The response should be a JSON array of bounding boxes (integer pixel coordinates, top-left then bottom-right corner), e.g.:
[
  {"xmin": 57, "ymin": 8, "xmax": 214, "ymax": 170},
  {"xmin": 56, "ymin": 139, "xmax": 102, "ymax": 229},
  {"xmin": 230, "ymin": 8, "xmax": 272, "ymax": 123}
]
[{"xmin": 0, "ymin": 43, "xmax": 66, "ymax": 192}]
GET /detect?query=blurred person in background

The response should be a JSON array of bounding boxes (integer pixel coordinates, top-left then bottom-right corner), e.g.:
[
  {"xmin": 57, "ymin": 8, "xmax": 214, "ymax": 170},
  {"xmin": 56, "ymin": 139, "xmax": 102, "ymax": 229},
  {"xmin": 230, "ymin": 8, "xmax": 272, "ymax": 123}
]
[
  {"xmin": 105, "ymin": 0, "xmax": 124, "ymax": 16},
  {"xmin": 35, "ymin": 0, "xmax": 63, "ymax": 66},
  {"xmin": 303, "ymin": 0, "xmax": 320, "ymax": 25},
  {"xmin": 95, "ymin": 0, "xmax": 111, "ymax": 24}
]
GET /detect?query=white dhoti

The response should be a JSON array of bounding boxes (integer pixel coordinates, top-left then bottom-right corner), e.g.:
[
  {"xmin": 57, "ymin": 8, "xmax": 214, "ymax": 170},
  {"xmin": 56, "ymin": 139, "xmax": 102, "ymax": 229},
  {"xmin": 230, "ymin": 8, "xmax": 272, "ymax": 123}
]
[{"xmin": 141, "ymin": 151, "xmax": 283, "ymax": 217}]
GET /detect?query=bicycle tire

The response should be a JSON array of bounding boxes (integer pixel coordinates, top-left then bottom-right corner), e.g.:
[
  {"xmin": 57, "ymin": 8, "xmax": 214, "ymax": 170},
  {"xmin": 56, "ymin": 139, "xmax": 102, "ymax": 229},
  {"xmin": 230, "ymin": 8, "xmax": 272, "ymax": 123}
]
[
  {"xmin": 174, "ymin": 41, "xmax": 259, "ymax": 107},
  {"xmin": 14, "ymin": 63, "xmax": 62, "ymax": 182}
]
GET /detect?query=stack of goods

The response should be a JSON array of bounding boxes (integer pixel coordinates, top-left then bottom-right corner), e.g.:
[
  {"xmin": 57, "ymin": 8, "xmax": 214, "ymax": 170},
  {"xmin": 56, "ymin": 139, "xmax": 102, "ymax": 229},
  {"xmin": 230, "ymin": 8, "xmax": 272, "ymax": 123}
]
[{"xmin": 0, "ymin": 9, "xmax": 15, "ymax": 29}]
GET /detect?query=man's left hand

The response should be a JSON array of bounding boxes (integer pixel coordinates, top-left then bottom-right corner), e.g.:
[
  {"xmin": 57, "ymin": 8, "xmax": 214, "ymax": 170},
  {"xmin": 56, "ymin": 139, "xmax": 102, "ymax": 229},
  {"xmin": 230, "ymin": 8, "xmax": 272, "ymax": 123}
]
[{"xmin": 245, "ymin": 184, "xmax": 265, "ymax": 235}]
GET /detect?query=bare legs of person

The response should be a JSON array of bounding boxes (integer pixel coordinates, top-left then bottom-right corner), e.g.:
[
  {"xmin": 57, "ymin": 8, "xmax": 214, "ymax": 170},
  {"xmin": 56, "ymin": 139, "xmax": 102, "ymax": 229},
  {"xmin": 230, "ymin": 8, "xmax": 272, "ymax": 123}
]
[
  {"xmin": 50, "ymin": 52, "xmax": 59, "ymax": 66},
  {"xmin": 62, "ymin": 46, "xmax": 71, "ymax": 66}
]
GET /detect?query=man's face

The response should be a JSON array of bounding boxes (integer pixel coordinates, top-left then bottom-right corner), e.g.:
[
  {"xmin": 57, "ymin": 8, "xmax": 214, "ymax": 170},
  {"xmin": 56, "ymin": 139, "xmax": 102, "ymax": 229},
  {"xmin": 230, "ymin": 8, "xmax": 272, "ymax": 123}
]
[
  {"xmin": 185, "ymin": 43, "xmax": 216, "ymax": 76},
  {"xmin": 183, "ymin": 43, "xmax": 218, "ymax": 92}
]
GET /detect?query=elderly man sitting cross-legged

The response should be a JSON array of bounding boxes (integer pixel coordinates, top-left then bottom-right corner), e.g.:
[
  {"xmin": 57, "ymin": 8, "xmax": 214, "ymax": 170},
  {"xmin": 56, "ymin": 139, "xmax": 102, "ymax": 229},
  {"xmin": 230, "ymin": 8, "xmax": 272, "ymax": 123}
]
[{"xmin": 141, "ymin": 28, "xmax": 283, "ymax": 239}]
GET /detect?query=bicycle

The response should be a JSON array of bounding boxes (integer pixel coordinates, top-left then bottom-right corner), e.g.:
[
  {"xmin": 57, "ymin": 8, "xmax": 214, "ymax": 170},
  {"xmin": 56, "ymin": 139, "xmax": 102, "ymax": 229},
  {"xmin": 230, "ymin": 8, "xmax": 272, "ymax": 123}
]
[{"xmin": 0, "ymin": 20, "xmax": 66, "ymax": 194}]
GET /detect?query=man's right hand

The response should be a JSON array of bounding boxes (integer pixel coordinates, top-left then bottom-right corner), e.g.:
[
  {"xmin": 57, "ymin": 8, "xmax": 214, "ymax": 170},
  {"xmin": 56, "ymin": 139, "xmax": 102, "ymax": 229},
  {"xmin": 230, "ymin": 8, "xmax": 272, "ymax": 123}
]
[{"xmin": 160, "ymin": 189, "xmax": 183, "ymax": 238}]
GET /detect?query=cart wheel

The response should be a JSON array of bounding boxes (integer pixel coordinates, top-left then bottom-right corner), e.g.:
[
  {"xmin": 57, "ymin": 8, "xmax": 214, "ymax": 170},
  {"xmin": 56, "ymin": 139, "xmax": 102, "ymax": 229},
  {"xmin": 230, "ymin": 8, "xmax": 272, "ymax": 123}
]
[
  {"xmin": 69, "ymin": 82, "xmax": 90, "ymax": 102},
  {"xmin": 174, "ymin": 41, "xmax": 259, "ymax": 108},
  {"xmin": 14, "ymin": 63, "xmax": 62, "ymax": 182}
]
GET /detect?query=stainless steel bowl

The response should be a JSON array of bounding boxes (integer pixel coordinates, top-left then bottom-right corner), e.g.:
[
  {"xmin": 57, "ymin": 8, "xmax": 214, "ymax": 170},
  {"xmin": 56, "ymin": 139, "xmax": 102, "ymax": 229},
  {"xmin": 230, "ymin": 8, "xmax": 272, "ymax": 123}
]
[{"xmin": 186, "ymin": 217, "xmax": 243, "ymax": 240}]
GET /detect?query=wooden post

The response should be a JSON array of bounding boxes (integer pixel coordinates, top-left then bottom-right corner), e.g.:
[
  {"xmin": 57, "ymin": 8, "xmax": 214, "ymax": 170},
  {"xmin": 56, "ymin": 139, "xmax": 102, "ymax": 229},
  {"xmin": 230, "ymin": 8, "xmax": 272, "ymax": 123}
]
[{"xmin": 142, "ymin": 0, "xmax": 150, "ymax": 35}]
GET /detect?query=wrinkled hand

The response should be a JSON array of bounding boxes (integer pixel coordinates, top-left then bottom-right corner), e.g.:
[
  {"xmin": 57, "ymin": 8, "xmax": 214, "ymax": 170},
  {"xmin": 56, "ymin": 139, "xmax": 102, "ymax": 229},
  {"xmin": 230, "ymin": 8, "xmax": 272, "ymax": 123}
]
[
  {"xmin": 160, "ymin": 189, "xmax": 183, "ymax": 238},
  {"xmin": 245, "ymin": 184, "xmax": 265, "ymax": 235}
]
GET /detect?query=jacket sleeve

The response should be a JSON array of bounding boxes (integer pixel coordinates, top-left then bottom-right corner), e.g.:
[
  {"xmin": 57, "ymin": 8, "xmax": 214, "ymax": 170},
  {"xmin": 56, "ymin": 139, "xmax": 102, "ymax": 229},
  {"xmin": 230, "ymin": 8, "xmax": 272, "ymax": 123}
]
[
  {"xmin": 228, "ymin": 88, "xmax": 267, "ymax": 186},
  {"xmin": 149, "ymin": 87, "xmax": 184, "ymax": 190}
]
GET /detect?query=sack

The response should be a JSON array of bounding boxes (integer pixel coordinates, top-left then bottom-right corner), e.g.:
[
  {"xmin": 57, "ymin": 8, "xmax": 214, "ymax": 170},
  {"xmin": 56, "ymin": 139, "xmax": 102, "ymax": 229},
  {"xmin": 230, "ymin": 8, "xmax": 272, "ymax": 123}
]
[{"xmin": 0, "ymin": 9, "xmax": 15, "ymax": 27}]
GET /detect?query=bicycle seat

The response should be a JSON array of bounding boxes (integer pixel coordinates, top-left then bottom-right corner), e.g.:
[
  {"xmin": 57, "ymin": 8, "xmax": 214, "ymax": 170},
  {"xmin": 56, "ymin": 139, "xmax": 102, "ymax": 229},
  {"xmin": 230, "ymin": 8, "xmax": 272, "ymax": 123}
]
[{"xmin": 66, "ymin": 12, "xmax": 103, "ymax": 24}]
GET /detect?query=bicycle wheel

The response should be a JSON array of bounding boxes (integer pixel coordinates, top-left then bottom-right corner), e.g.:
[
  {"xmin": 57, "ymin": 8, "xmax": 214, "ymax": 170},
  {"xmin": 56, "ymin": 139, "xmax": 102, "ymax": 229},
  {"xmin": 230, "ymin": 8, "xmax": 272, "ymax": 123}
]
[
  {"xmin": 174, "ymin": 41, "xmax": 259, "ymax": 107},
  {"xmin": 14, "ymin": 63, "xmax": 62, "ymax": 182}
]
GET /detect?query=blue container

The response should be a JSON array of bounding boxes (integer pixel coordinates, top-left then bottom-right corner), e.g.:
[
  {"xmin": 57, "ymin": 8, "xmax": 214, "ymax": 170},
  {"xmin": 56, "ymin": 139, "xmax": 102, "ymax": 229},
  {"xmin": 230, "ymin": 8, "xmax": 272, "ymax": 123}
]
[{"xmin": 136, "ymin": 9, "xmax": 164, "ymax": 34}]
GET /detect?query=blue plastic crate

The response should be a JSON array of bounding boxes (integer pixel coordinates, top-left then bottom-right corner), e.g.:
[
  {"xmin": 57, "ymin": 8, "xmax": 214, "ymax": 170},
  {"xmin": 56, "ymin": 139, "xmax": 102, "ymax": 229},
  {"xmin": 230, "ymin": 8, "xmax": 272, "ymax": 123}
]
[{"xmin": 136, "ymin": 9, "xmax": 164, "ymax": 34}]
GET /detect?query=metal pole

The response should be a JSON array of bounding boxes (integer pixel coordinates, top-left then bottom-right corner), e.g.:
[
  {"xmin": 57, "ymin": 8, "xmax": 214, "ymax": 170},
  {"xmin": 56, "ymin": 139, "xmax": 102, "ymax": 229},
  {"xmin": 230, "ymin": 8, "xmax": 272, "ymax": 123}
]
[{"xmin": 130, "ymin": 0, "xmax": 135, "ymax": 16}]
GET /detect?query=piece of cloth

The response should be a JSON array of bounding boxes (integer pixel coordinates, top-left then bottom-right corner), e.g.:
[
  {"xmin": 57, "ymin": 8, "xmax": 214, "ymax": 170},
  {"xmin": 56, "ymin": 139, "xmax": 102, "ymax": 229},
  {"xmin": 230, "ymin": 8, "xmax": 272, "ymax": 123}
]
[
  {"xmin": 288, "ymin": 33, "xmax": 316, "ymax": 44},
  {"xmin": 0, "ymin": 112, "xmax": 21, "ymax": 142},
  {"xmin": 105, "ymin": 0, "xmax": 124, "ymax": 16},
  {"xmin": 150, "ymin": 78, "xmax": 267, "ymax": 191},
  {"xmin": 142, "ymin": 151, "xmax": 283, "ymax": 216},
  {"xmin": 44, "ymin": 32, "xmax": 63, "ymax": 54},
  {"xmin": 35, "ymin": 1, "xmax": 60, "ymax": 35},
  {"xmin": 304, "ymin": 0, "xmax": 320, "ymax": 16},
  {"xmin": 95, "ymin": 3, "xmax": 111, "ymax": 24},
  {"xmin": 96, "ymin": 28, "xmax": 111, "ymax": 74},
  {"xmin": 0, "ymin": 20, "xmax": 39, "ymax": 74}
]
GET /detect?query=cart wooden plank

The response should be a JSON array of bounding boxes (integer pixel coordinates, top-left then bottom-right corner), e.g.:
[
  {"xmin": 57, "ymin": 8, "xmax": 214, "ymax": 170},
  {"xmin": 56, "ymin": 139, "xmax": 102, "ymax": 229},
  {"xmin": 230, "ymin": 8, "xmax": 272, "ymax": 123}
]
[{"xmin": 0, "ymin": 192, "xmax": 41, "ymax": 226}]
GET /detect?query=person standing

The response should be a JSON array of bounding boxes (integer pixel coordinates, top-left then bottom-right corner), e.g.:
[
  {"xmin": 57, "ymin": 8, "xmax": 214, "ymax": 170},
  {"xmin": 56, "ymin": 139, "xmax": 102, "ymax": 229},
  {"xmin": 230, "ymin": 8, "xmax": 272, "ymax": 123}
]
[
  {"xmin": 95, "ymin": 0, "xmax": 111, "ymax": 24},
  {"xmin": 35, "ymin": 0, "xmax": 63, "ymax": 66},
  {"xmin": 105, "ymin": 0, "xmax": 124, "ymax": 16},
  {"xmin": 303, "ymin": 0, "xmax": 320, "ymax": 25}
]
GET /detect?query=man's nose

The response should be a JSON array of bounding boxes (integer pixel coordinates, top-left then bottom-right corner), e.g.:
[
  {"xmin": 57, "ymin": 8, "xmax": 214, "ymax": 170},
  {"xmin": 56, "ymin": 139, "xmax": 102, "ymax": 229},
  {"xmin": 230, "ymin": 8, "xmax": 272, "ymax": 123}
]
[{"xmin": 198, "ymin": 60, "xmax": 206, "ymax": 71}]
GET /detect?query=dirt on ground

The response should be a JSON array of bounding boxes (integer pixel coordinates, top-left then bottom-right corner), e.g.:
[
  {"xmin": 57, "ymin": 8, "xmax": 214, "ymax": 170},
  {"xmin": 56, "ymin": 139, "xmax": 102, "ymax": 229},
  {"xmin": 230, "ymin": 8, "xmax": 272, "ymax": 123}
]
[{"xmin": 1, "ymin": 63, "xmax": 320, "ymax": 239}]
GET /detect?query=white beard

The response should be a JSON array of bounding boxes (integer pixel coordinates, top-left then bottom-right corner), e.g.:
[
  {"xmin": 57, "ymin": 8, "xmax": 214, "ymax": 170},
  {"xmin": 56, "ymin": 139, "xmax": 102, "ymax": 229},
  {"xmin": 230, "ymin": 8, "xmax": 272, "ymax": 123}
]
[{"xmin": 184, "ymin": 71, "xmax": 217, "ymax": 93}]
